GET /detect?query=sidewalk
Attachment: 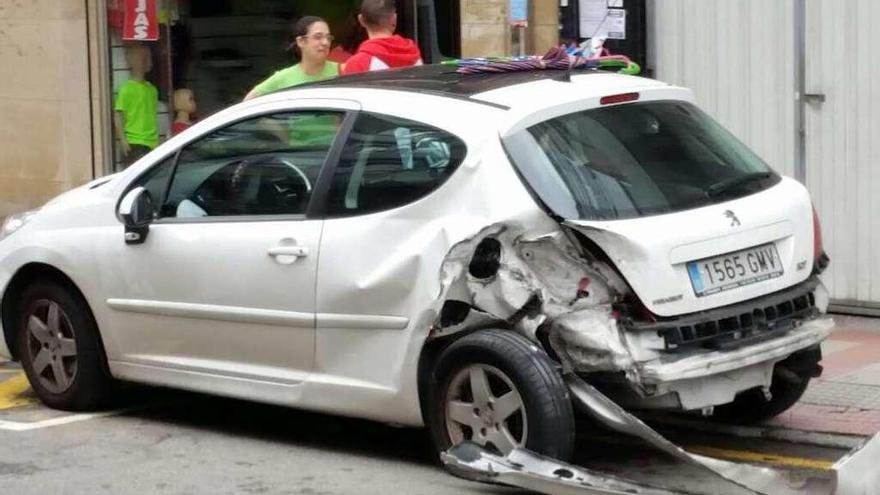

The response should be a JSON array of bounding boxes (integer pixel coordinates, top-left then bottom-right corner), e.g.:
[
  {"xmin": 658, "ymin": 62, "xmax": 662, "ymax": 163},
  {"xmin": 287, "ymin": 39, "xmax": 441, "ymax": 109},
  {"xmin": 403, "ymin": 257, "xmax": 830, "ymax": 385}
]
[{"xmin": 766, "ymin": 314, "xmax": 880, "ymax": 437}]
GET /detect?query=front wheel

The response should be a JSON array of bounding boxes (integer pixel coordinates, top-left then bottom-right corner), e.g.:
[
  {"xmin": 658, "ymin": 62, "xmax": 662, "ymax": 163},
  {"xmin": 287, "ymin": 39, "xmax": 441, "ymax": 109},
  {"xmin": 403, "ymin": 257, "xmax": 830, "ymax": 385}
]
[
  {"xmin": 428, "ymin": 329, "xmax": 575, "ymax": 462},
  {"xmin": 16, "ymin": 280, "xmax": 114, "ymax": 411}
]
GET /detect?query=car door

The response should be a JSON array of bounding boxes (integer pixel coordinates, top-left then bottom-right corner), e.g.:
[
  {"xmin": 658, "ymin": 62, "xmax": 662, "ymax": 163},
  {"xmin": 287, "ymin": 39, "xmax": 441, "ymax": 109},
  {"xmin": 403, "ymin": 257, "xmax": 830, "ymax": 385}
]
[
  {"xmin": 307, "ymin": 111, "xmax": 469, "ymax": 407},
  {"xmin": 101, "ymin": 102, "xmax": 357, "ymax": 388}
]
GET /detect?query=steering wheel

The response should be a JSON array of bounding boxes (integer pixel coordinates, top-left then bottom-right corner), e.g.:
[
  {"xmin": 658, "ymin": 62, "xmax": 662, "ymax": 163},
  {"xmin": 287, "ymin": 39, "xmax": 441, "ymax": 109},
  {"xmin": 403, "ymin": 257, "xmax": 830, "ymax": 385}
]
[
  {"xmin": 254, "ymin": 156, "xmax": 314, "ymax": 214},
  {"xmin": 273, "ymin": 157, "xmax": 312, "ymax": 192},
  {"xmin": 180, "ymin": 156, "xmax": 314, "ymax": 217}
]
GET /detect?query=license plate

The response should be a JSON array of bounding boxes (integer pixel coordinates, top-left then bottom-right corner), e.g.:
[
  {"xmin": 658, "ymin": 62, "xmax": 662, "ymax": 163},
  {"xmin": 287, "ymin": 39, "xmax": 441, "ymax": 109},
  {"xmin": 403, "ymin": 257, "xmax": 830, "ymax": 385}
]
[{"xmin": 687, "ymin": 243, "xmax": 784, "ymax": 297}]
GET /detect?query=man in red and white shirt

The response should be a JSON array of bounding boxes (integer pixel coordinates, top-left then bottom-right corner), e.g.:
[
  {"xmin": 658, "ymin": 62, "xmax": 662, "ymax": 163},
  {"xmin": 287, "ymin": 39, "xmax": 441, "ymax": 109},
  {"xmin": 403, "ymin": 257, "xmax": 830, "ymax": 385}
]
[{"xmin": 341, "ymin": 0, "xmax": 423, "ymax": 75}]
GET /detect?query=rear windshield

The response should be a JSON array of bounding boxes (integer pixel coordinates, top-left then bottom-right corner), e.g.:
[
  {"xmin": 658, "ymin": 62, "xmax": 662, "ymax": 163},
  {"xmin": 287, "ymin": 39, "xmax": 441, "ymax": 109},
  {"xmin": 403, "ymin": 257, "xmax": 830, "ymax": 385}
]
[{"xmin": 504, "ymin": 100, "xmax": 781, "ymax": 220}]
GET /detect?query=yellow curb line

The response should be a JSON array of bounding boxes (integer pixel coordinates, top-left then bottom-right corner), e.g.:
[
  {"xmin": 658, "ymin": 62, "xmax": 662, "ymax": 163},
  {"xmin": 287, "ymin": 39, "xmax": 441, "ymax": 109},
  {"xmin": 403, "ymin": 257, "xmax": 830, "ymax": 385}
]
[
  {"xmin": 685, "ymin": 445, "xmax": 835, "ymax": 471},
  {"xmin": 0, "ymin": 373, "xmax": 36, "ymax": 410}
]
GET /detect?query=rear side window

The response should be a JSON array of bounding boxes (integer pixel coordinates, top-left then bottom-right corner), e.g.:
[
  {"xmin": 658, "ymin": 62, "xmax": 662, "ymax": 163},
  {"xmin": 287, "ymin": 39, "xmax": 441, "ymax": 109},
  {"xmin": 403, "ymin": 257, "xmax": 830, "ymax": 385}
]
[
  {"xmin": 324, "ymin": 112, "xmax": 466, "ymax": 216},
  {"xmin": 504, "ymin": 101, "xmax": 781, "ymax": 220}
]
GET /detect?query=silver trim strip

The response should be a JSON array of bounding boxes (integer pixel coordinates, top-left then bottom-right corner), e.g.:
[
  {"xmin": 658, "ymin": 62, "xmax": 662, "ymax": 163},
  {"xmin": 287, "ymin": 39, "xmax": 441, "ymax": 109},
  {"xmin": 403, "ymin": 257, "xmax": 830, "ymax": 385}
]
[
  {"xmin": 106, "ymin": 299, "xmax": 313, "ymax": 327},
  {"xmin": 110, "ymin": 359, "xmax": 304, "ymax": 386},
  {"xmin": 316, "ymin": 313, "xmax": 409, "ymax": 330}
]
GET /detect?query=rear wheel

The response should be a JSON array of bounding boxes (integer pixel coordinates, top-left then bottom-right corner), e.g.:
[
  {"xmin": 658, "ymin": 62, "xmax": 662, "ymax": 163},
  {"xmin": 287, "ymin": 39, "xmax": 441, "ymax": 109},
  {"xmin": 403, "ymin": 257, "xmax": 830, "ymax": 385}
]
[
  {"xmin": 16, "ymin": 280, "xmax": 114, "ymax": 411},
  {"xmin": 428, "ymin": 329, "xmax": 575, "ymax": 461}
]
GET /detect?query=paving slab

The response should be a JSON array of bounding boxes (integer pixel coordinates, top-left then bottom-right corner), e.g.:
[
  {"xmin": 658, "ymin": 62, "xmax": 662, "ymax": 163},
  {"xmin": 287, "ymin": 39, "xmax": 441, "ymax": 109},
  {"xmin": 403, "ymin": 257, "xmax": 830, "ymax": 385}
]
[{"xmin": 766, "ymin": 316, "xmax": 880, "ymax": 438}]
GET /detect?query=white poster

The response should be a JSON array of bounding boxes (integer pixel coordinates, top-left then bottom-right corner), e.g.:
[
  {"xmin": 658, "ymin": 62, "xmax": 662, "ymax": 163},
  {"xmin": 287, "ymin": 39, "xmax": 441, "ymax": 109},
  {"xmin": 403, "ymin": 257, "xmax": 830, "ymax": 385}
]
[
  {"xmin": 604, "ymin": 8, "xmax": 627, "ymax": 39},
  {"xmin": 578, "ymin": 0, "xmax": 627, "ymax": 40}
]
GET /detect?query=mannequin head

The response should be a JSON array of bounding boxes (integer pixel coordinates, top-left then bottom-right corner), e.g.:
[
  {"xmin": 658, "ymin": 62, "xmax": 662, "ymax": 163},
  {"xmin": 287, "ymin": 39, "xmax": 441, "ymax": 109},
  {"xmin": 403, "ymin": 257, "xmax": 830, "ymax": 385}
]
[
  {"xmin": 173, "ymin": 88, "xmax": 196, "ymax": 116},
  {"xmin": 124, "ymin": 44, "xmax": 153, "ymax": 79}
]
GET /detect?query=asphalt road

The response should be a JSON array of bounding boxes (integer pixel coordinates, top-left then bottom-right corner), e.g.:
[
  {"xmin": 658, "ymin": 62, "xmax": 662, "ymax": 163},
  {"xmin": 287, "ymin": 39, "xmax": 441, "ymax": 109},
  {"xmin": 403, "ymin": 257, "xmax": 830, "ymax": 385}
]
[{"xmin": 0, "ymin": 375, "xmax": 850, "ymax": 495}]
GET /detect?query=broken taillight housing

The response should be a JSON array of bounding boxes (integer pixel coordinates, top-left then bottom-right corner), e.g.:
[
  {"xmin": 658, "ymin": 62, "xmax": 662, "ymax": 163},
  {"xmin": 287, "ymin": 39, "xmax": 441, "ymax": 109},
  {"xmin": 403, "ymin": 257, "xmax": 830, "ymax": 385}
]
[
  {"xmin": 812, "ymin": 205, "xmax": 830, "ymax": 274},
  {"xmin": 614, "ymin": 293, "xmax": 657, "ymax": 323}
]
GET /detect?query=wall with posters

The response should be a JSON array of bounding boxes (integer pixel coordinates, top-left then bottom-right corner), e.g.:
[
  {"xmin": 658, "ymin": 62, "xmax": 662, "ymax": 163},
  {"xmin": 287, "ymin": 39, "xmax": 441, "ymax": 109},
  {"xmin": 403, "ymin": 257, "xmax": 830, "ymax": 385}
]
[{"xmin": 0, "ymin": 0, "xmax": 95, "ymax": 219}]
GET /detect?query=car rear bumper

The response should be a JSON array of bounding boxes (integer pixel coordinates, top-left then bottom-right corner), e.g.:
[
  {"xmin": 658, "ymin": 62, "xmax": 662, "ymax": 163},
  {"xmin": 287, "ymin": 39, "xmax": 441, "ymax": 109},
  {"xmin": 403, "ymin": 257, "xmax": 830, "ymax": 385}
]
[
  {"xmin": 615, "ymin": 317, "xmax": 833, "ymax": 410},
  {"xmin": 641, "ymin": 316, "xmax": 833, "ymax": 384}
]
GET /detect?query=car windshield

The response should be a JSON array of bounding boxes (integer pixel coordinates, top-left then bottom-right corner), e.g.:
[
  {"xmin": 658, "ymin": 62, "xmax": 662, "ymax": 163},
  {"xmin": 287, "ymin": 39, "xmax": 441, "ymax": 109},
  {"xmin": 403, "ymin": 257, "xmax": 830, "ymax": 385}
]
[{"xmin": 504, "ymin": 100, "xmax": 781, "ymax": 220}]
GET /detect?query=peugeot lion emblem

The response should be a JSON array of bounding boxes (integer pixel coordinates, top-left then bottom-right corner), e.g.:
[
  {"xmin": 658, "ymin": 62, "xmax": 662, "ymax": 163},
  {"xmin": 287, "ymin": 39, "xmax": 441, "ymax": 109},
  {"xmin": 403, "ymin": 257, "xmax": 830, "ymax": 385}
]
[{"xmin": 724, "ymin": 210, "xmax": 741, "ymax": 227}]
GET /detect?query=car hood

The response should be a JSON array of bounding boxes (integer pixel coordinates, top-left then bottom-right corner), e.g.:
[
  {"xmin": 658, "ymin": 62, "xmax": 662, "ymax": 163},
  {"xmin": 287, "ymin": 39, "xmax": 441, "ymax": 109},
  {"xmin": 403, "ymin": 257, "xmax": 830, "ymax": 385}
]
[
  {"xmin": 44, "ymin": 173, "xmax": 121, "ymax": 208},
  {"xmin": 564, "ymin": 178, "xmax": 817, "ymax": 317}
]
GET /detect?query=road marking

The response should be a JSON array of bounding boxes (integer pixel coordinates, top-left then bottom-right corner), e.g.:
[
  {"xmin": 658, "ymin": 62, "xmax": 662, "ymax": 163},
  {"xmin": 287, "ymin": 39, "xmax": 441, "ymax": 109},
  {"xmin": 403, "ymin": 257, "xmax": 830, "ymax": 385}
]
[
  {"xmin": 0, "ymin": 411, "xmax": 123, "ymax": 431},
  {"xmin": 0, "ymin": 402, "xmax": 169, "ymax": 432},
  {"xmin": 0, "ymin": 373, "xmax": 37, "ymax": 410},
  {"xmin": 645, "ymin": 413, "xmax": 867, "ymax": 449},
  {"xmin": 685, "ymin": 445, "xmax": 835, "ymax": 470}
]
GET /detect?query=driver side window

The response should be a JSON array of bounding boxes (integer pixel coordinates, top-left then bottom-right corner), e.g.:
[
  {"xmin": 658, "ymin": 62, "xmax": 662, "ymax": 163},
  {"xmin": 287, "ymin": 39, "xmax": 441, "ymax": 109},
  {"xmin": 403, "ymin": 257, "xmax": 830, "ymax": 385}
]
[{"xmin": 157, "ymin": 110, "xmax": 343, "ymax": 219}]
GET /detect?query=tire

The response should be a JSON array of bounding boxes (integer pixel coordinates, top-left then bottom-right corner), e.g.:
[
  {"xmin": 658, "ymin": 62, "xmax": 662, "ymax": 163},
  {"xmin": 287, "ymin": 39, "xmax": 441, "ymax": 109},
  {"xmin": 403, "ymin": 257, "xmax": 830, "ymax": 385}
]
[
  {"xmin": 713, "ymin": 366, "xmax": 811, "ymax": 424},
  {"xmin": 428, "ymin": 329, "xmax": 575, "ymax": 462},
  {"xmin": 16, "ymin": 280, "xmax": 114, "ymax": 411}
]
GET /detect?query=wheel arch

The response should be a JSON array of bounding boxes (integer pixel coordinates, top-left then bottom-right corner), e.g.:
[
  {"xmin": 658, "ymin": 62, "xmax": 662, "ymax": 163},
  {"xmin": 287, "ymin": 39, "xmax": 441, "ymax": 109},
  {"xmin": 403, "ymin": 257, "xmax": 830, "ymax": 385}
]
[
  {"xmin": 1, "ymin": 263, "xmax": 104, "ymax": 362},
  {"xmin": 416, "ymin": 324, "xmax": 560, "ymax": 427},
  {"xmin": 417, "ymin": 332, "xmax": 458, "ymax": 425}
]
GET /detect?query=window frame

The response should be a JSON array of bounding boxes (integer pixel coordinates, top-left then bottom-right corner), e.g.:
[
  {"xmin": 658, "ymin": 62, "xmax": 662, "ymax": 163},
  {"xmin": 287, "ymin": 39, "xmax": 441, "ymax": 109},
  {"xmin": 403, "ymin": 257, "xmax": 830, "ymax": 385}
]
[
  {"xmin": 502, "ymin": 99, "xmax": 783, "ymax": 222},
  {"xmin": 117, "ymin": 108, "xmax": 359, "ymax": 225},
  {"xmin": 312, "ymin": 111, "xmax": 470, "ymax": 219}
]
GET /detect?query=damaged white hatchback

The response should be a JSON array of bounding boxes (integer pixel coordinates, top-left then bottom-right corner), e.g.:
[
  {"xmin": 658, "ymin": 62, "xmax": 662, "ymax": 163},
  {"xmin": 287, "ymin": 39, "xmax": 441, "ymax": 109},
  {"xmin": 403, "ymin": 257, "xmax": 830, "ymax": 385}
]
[{"xmin": 0, "ymin": 64, "xmax": 832, "ymax": 464}]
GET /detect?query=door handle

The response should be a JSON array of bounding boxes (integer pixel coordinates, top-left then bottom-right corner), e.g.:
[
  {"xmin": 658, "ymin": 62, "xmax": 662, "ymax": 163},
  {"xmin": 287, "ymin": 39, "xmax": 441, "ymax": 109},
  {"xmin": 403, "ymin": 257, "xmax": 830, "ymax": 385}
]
[
  {"xmin": 268, "ymin": 246, "xmax": 309, "ymax": 258},
  {"xmin": 804, "ymin": 93, "xmax": 826, "ymax": 104}
]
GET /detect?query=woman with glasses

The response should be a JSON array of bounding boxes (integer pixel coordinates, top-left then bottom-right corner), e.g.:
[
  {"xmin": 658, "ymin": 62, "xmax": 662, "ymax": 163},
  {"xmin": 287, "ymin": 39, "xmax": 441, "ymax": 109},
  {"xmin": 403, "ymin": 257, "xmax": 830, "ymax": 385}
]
[{"xmin": 245, "ymin": 16, "xmax": 339, "ymax": 100}]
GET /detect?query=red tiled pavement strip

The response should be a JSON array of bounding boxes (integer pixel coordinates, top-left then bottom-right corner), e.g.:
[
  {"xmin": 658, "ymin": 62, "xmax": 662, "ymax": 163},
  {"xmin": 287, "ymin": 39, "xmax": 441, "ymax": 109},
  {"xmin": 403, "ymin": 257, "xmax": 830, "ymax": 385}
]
[
  {"xmin": 816, "ymin": 330, "xmax": 880, "ymax": 379},
  {"xmin": 766, "ymin": 322, "xmax": 880, "ymax": 437},
  {"xmin": 767, "ymin": 403, "xmax": 880, "ymax": 437}
]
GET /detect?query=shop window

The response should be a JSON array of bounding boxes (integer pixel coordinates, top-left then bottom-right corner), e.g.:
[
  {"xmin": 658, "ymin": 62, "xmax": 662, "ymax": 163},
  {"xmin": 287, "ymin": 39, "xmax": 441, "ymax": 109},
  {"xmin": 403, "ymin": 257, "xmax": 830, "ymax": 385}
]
[
  {"xmin": 103, "ymin": 1, "xmax": 453, "ymax": 173},
  {"xmin": 325, "ymin": 113, "xmax": 466, "ymax": 216}
]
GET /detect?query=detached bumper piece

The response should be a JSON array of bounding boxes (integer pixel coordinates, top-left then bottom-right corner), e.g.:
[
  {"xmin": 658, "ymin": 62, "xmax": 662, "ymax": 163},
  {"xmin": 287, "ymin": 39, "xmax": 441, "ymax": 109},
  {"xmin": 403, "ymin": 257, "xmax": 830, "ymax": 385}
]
[
  {"xmin": 442, "ymin": 442, "xmax": 680, "ymax": 495},
  {"xmin": 833, "ymin": 433, "xmax": 880, "ymax": 495},
  {"xmin": 444, "ymin": 374, "xmax": 880, "ymax": 495},
  {"xmin": 634, "ymin": 278, "xmax": 821, "ymax": 351}
]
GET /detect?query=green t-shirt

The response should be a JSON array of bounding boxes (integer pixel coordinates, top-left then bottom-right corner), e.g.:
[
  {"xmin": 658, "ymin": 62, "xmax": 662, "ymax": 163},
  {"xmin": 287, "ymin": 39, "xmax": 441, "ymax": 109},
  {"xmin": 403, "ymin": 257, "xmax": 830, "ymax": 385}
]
[
  {"xmin": 114, "ymin": 79, "xmax": 159, "ymax": 149},
  {"xmin": 250, "ymin": 62, "xmax": 339, "ymax": 97},
  {"xmin": 287, "ymin": 113, "xmax": 340, "ymax": 149}
]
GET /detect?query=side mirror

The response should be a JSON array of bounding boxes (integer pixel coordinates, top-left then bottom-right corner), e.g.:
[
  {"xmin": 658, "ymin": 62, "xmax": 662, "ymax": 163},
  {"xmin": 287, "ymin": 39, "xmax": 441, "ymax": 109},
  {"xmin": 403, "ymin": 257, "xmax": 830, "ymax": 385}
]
[{"xmin": 118, "ymin": 187, "xmax": 154, "ymax": 245}]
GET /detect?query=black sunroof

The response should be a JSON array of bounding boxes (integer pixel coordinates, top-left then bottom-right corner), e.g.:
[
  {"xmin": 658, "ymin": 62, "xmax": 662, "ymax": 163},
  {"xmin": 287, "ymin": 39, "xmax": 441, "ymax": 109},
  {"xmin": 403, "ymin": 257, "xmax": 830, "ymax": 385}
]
[{"xmin": 293, "ymin": 63, "xmax": 607, "ymax": 104}]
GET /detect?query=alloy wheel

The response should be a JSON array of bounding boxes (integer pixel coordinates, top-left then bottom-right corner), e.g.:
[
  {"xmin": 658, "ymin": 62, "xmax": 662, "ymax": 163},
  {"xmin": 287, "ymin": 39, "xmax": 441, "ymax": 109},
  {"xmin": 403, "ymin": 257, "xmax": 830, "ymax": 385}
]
[
  {"xmin": 444, "ymin": 364, "xmax": 528, "ymax": 455},
  {"xmin": 25, "ymin": 300, "xmax": 78, "ymax": 394}
]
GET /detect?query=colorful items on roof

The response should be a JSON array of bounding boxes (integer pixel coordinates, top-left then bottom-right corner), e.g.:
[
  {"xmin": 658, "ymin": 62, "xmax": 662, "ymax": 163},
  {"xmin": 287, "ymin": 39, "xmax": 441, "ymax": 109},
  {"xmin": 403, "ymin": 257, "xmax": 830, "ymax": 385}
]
[{"xmin": 449, "ymin": 37, "xmax": 641, "ymax": 76}]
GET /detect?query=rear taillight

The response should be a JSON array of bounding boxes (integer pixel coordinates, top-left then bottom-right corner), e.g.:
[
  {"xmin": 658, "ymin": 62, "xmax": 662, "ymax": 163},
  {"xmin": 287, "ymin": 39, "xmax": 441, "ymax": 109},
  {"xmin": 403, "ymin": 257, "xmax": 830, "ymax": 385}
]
[{"xmin": 812, "ymin": 206, "xmax": 830, "ymax": 273}]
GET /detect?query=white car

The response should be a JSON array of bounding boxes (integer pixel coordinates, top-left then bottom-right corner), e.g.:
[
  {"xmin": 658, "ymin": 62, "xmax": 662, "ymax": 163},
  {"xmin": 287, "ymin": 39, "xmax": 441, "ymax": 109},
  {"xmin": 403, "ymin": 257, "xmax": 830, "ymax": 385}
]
[{"xmin": 0, "ymin": 65, "xmax": 832, "ymax": 462}]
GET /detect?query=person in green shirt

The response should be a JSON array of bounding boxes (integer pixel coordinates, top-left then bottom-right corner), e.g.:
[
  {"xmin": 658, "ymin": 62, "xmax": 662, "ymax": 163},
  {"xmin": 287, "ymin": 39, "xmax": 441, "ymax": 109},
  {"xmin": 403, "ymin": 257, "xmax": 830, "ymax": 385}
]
[
  {"xmin": 245, "ymin": 16, "xmax": 339, "ymax": 100},
  {"xmin": 114, "ymin": 44, "xmax": 159, "ymax": 167}
]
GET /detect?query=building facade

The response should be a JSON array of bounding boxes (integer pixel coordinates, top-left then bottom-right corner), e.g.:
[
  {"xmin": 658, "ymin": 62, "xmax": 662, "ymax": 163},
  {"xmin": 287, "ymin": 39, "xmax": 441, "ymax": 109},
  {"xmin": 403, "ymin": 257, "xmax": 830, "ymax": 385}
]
[
  {"xmin": 8, "ymin": 1, "xmax": 874, "ymax": 310},
  {"xmin": 0, "ymin": 0, "xmax": 559, "ymax": 220},
  {"xmin": 0, "ymin": 1, "xmax": 101, "ymax": 219}
]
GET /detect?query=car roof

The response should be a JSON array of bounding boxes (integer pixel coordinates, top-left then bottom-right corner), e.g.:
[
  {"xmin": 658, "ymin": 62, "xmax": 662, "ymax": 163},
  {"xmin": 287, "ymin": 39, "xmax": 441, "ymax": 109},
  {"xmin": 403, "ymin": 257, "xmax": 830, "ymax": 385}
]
[{"xmin": 298, "ymin": 64, "xmax": 670, "ymax": 110}]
